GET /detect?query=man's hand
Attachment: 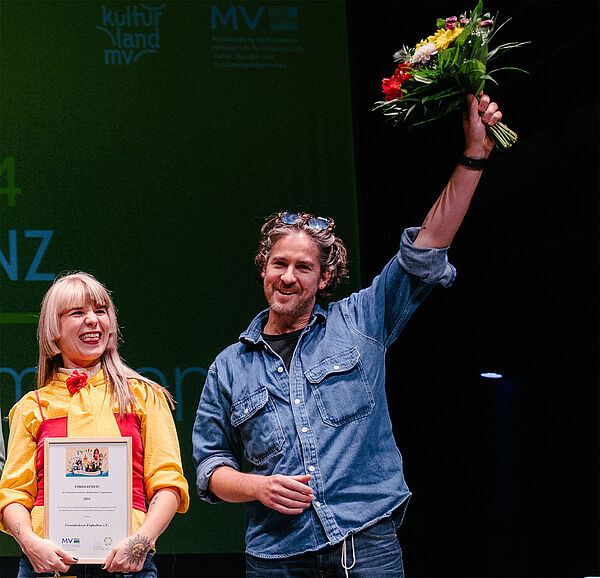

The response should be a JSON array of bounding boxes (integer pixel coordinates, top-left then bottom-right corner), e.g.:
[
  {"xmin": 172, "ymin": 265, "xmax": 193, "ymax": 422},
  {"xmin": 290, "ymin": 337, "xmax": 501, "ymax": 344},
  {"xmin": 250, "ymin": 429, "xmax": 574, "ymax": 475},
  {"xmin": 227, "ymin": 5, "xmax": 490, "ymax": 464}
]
[
  {"xmin": 209, "ymin": 466, "xmax": 314, "ymax": 514},
  {"xmin": 253, "ymin": 473, "xmax": 314, "ymax": 515},
  {"xmin": 463, "ymin": 92, "xmax": 503, "ymax": 158}
]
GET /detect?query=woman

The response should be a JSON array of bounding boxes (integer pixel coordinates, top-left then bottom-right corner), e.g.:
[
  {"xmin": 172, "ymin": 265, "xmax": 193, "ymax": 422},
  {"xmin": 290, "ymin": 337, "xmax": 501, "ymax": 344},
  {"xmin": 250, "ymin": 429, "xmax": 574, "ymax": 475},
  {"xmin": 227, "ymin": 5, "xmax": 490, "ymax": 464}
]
[{"xmin": 0, "ymin": 272, "xmax": 189, "ymax": 576}]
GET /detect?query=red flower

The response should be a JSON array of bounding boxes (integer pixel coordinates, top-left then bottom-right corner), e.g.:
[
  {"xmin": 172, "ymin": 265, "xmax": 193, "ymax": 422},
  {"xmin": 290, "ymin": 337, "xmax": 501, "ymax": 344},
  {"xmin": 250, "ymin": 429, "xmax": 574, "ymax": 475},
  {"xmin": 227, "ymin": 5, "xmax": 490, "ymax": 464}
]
[
  {"xmin": 66, "ymin": 370, "xmax": 89, "ymax": 396},
  {"xmin": 382, "ymin": 63, "xmax": 413, "ymax": 101}
]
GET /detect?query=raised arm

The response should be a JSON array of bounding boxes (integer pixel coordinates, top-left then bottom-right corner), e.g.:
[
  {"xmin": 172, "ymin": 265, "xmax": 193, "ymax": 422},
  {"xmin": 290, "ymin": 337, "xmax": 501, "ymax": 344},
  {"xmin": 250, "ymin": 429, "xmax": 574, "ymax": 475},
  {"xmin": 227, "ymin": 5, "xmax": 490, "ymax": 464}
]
[{"xmin": 415, "ymin": 92, "xmax": 502, "ymax": 249}]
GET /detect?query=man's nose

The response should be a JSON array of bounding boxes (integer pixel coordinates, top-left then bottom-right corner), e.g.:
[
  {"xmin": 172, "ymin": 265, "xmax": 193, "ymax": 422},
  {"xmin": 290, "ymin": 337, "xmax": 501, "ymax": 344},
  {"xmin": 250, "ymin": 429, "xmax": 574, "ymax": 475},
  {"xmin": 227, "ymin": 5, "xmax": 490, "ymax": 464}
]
[{"xmin": 281, "ymin": 266, "xmax": 297, "ymax": 284}]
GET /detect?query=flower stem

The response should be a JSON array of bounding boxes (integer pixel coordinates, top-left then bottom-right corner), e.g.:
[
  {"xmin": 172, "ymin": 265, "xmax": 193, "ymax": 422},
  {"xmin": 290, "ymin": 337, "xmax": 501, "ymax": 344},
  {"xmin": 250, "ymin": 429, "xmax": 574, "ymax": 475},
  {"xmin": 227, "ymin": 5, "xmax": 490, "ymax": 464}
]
[{"xmin": 487, "ymin": 121, "xmax": 518, "ymax": 151}]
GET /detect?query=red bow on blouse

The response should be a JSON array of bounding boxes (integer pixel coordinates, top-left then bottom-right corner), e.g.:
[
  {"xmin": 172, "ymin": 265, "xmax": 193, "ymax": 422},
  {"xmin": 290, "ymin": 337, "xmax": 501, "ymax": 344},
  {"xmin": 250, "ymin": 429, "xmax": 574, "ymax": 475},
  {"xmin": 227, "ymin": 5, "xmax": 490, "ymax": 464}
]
[{"xmin": 66, "ymin": 370, "xmax": 89, "ymax": 396}]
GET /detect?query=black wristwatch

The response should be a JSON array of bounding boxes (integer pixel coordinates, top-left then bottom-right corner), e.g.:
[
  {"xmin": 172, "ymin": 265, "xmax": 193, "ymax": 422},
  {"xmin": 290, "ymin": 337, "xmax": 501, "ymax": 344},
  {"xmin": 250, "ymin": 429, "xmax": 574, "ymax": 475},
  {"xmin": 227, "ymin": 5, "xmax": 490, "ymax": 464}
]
[{"xmin": 458, "ymin": 154, "xmax": 486, "ymax": 170}]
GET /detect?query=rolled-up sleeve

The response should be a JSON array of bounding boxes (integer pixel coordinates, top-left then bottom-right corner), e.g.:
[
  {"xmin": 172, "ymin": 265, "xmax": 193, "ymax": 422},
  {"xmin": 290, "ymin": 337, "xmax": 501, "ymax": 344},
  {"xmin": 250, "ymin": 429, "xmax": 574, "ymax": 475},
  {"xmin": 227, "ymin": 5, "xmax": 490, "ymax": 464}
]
[
  {"xmin": 192, "ymin": 363, "xmax": 241, "ymax": 504},
  {"xmin": 398, "ymin": 227, "xmax": 456, "ymax": 287},
  {"xmin": 136, "ymin": 384, "xmax": 190, "ymax": 513}
]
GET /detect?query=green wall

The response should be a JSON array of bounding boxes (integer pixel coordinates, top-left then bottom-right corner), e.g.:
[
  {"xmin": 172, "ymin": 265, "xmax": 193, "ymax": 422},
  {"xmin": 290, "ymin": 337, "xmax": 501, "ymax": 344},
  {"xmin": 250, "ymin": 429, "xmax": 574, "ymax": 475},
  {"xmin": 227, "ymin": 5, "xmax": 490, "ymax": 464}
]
[{"xmin": 0, "ymin": 0, "xmax": 360, "ymax": 555}]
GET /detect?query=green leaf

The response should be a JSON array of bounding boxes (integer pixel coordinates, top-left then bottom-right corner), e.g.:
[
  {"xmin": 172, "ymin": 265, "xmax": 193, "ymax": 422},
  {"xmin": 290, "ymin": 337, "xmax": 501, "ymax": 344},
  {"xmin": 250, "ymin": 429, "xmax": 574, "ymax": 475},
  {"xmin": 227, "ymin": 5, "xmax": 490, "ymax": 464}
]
[
  {"xmin": 486, "ymin": 14, "xmax": 511, "ymax": 44},
  {"xmin": 454, "ymin": 26, "xmax": 472, "ymax": 49},
  {"xmin": 471, "ymin": 0, "xmax": 484, "ymax": 22},
  {"xmin": 488, "ymin": 41, "xmax": 532, "ymax": 60},
  {"xmin": 487, "ymin": 66, "xmax": 529, "ymax": 75}
]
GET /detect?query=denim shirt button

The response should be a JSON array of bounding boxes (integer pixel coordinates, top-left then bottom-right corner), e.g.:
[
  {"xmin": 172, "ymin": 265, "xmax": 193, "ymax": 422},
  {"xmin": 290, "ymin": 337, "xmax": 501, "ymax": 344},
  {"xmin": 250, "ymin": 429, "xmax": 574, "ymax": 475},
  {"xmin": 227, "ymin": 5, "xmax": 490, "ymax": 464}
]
[
  {"xmin": 333, "ymin": 365, "xmax": 340, "ymax": 370},
  {"xmin": 277, "ymin": 366, "xmax": 284, "ymax": 373},
  {"xmin": 301, "ymin": 426, "xmax": 308, "ymax": 433},
  {"xmin": 315, "ymin": 501, "xmax": 321, "ymax": 507},
  {"xmin": 308, "ymin": 465, "xmax": 315, "ymax": 472},
  {"xmin": 294, "ymin": 398, "xmax": 301, "ymax": 405}
]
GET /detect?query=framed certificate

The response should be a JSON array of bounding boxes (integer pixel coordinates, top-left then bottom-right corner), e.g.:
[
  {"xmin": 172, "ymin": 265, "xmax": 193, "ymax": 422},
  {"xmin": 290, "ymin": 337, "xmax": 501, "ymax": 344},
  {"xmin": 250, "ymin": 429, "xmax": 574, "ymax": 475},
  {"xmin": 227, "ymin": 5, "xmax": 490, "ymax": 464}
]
[{"xmin": 44, "ymin": 437, "xmax": 132, "ymax": 564}]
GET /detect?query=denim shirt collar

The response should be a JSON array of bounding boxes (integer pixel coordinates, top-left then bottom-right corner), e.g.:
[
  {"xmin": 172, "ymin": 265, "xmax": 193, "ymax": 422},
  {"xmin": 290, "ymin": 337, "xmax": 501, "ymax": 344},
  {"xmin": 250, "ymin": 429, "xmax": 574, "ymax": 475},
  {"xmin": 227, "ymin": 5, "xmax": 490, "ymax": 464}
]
[{"xmin": 239, "ymin": 304, "xmax": 328, "ymax": 345}]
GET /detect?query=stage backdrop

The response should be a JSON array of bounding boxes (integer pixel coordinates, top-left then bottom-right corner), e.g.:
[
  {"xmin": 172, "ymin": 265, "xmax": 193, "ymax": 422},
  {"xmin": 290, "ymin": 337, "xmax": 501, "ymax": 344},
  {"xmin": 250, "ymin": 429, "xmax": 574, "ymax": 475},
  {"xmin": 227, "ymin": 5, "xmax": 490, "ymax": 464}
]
[{"xmin": 0, "ymin": 0, "xmax": 361, "ymax": 556}]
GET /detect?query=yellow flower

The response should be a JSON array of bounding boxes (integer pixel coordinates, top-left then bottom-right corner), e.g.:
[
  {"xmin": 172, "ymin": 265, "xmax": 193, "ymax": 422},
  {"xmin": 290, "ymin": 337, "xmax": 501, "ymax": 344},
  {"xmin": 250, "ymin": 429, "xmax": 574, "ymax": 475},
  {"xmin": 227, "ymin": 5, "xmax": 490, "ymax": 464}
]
[{"xmin": 415, "ymin": 27, "xmax": 464, "ymax": 52}]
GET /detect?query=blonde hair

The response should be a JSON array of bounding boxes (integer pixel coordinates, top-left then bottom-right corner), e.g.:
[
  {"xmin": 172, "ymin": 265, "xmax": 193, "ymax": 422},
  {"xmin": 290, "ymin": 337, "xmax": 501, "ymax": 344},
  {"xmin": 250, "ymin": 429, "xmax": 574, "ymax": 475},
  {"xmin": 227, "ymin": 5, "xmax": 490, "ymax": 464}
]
[{"xmin": 37, "ymin": 272, "xmax": 173, "ymax": 416}]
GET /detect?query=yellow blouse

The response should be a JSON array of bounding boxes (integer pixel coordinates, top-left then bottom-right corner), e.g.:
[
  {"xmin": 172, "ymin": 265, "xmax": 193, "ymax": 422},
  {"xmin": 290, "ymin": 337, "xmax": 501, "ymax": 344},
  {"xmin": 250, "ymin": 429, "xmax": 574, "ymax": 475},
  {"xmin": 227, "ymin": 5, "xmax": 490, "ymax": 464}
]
[{"xmin": 0, "ymin": 370, "xmax": 189, "ymax": 538}]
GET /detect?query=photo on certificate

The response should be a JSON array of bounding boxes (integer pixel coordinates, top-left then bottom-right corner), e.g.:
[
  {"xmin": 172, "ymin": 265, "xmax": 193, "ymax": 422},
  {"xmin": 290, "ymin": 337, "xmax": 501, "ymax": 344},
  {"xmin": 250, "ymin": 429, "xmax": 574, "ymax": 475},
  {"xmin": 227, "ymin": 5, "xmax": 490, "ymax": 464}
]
[
  {"xmin": 45, "ymin": 437, "xmax": 132, "ymax": 564},
  {"xmin": 65, "ymin": 446, "xmax": 109, "ymax": 477}
]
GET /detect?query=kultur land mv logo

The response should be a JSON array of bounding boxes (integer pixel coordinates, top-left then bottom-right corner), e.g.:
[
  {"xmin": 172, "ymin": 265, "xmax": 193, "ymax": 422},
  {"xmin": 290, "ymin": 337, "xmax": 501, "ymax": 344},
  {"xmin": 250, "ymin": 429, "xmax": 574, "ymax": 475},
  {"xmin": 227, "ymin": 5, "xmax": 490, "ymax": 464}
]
[{"xmin": 97, "ymin": 4, "xmax": 165, "ymax": 64}]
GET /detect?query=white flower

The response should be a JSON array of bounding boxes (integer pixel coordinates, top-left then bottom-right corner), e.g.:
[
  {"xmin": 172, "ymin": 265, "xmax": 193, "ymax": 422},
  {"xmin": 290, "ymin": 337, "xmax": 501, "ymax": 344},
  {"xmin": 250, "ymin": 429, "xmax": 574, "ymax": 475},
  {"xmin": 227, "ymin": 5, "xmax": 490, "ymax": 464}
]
[
  {"xmin": 411, "ymin": 42, "xmax": 438, "ymax": 65},
  {"xmin": 393, "ymin": 47, "xmax": 412, "ymax": 63}
]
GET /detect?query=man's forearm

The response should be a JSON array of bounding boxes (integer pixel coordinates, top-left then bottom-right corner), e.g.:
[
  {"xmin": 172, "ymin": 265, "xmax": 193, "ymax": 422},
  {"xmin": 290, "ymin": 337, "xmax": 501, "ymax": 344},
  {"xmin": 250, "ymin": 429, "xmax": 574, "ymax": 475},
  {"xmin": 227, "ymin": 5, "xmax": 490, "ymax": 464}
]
[
  {"xmin": 208, "ymin": 466, "xmax": 260, "ymax": 503},
  {"xmin": 209, "ymin": 466, "xmax": 314, "ymax": 515},
  {"xmin": 414, "ymin": 163, "xmax": 484, "ymax": 249},
  {"xmin": 415, "ymin": 92, "xmax": 502, "ymax": 249}
]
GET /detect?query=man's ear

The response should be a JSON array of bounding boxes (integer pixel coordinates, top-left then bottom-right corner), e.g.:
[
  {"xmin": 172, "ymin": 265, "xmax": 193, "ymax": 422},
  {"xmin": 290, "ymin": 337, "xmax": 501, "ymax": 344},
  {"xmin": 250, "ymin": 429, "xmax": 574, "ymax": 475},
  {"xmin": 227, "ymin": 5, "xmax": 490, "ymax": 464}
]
[{"xmin": 319, "ymin": 269, "xmax": 332, "ymax": 290}]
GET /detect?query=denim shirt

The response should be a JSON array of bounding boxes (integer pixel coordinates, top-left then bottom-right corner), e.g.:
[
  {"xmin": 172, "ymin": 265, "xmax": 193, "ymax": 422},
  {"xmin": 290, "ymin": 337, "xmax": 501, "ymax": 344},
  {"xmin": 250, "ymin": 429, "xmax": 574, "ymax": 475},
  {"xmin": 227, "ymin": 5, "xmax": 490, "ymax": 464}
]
[{"xmin": 192, "ymin": 227, "xmax": 455, "ymax": 558}]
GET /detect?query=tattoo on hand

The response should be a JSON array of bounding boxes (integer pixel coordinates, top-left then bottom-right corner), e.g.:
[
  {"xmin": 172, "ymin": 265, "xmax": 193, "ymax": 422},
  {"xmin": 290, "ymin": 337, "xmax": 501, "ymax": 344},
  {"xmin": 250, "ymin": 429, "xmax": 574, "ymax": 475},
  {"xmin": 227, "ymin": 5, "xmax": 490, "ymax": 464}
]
[{"xmin": 125, "ymin": 535, "xmax": 151, "ymax": 564}]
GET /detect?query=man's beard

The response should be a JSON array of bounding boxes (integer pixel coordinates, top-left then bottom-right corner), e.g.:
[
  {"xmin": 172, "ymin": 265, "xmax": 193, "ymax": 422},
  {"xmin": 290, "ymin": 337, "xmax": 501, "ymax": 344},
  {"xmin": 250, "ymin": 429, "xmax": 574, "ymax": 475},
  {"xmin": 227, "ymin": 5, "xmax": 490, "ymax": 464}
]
[{"xmin": 268, "ymin": 294, "xmax": 313, "ymax": 321}]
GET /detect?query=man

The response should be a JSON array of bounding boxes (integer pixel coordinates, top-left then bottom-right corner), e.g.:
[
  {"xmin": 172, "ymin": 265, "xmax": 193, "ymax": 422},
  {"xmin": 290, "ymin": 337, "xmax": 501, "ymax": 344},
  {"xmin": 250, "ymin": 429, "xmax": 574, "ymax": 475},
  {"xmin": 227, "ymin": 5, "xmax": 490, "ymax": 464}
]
[{"xmin": 192, "ymin": 93, "xmax": 502, "ymax": 576}]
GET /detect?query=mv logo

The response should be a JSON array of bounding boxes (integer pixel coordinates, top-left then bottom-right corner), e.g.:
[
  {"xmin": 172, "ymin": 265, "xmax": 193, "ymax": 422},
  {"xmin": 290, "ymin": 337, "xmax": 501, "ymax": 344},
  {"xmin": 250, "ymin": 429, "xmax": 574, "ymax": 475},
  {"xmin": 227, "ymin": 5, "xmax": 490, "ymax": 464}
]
[{"xmin": 211, "ymin": 5, "xmax": 298, "ymax": 31}]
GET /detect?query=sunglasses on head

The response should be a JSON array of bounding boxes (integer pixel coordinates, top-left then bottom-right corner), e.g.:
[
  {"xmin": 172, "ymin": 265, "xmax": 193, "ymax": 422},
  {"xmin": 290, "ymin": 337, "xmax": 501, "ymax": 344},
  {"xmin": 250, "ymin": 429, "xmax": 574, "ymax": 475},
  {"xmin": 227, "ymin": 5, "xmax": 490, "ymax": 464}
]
[{"xmin": 277, "ymin": 212, "xmax": 335, "ymax": 231}]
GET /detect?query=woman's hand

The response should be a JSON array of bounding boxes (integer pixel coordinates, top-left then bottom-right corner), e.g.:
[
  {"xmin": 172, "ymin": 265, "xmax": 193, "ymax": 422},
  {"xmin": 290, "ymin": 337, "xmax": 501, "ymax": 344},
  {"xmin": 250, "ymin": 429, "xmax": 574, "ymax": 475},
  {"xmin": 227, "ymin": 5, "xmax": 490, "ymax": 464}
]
[
  {"xmin": 102, "ymin": 533, "xmax": 152, "ymax": 573},
  {"xmin": 102, "ymin": 488, "xmax": 180, "ymax": 573},
  {"xmin": 3, "ymin": 502, "xmax": 78, "ymax": 573},
  {"xmin": 21, "ymin": 534, "xmax": 78, "ymax": 574}
]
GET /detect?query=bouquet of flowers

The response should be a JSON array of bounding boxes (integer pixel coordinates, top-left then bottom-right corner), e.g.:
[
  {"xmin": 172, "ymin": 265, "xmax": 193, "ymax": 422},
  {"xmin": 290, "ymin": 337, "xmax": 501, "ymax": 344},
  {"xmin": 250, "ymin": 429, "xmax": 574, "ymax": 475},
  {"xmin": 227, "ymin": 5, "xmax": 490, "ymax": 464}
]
[{"xmin": 373, "ymin": 1, "xmax": 529, "ymax": 151}]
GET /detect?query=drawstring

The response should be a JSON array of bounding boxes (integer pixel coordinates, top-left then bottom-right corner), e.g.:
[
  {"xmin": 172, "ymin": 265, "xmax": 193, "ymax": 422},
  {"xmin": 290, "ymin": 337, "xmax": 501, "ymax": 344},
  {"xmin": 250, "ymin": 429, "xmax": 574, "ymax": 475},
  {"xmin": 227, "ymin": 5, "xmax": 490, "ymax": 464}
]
[{"xmin": 341, "ymin": 535, "xmax": 356, "ymax": 577}]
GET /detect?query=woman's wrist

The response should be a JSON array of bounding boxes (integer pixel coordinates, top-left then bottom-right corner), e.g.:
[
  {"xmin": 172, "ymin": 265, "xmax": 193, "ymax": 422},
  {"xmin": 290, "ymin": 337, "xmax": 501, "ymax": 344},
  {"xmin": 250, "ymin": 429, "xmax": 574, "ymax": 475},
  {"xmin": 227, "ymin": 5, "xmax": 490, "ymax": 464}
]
[{"xmin": 16, "ymin": 528, "xmax": 41, "ymax": 553}]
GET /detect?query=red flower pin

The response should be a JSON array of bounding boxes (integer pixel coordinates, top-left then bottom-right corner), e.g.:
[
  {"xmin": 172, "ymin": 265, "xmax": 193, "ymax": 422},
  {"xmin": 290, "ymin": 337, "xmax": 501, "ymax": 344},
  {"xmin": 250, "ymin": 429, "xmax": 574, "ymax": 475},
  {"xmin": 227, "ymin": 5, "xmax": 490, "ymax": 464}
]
[{"xmin": 66, "ymin": 370, "xmax": 88, "ymax": 396}]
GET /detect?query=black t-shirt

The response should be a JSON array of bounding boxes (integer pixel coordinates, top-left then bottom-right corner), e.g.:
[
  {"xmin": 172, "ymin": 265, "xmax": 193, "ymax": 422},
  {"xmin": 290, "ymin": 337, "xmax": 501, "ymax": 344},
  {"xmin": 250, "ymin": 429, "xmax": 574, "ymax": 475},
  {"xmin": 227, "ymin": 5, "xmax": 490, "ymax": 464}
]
[{"xmin": 262, "ymin": 328, "xmax": 303, "ymax": 371}]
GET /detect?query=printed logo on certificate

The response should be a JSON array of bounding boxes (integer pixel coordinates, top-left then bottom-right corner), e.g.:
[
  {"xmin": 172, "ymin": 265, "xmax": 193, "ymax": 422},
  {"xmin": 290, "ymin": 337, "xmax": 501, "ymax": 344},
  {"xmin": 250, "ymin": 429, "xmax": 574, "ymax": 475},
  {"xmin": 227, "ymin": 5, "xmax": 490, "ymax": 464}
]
[{"xmin": 44, "ymin": 437, "xmax": 132, "ymax": 564}]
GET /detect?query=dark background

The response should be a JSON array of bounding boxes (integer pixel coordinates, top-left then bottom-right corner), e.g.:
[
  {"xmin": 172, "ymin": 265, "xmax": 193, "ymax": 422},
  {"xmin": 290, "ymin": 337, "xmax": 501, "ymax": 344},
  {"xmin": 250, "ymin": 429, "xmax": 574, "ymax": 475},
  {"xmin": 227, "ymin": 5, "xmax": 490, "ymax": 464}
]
[
  {"xmin": 1, "ymin": 1, "xmax": 598, "ymax": 577},
  {"xmin": 348, "ymin": 1, "xmax": 599, "ymax": 577}
]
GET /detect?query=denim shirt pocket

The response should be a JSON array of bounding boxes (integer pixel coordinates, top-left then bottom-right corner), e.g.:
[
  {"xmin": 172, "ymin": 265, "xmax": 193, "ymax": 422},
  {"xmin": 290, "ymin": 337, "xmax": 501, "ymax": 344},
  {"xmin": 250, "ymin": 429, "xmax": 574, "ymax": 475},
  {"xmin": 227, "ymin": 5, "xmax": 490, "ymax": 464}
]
[
  {"xmin": 305, "ymin": 347, "xmax": 375, "ymax": 427},
  {"xmin": 230, "ymin": 387, "xmax": 285, "ymax": 466}
]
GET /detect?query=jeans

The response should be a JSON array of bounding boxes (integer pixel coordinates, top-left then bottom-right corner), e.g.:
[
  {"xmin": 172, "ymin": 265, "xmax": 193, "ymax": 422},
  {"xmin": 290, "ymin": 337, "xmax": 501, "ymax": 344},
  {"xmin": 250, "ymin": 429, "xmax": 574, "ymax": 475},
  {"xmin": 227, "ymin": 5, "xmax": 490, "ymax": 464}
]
[
  {"xmin": 17, "ymin": 550, "xmax": 157, "ymax": 578},
  {"xmin": 245, "ymin": 518, "xmax": 405, "ymax": 577}
]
